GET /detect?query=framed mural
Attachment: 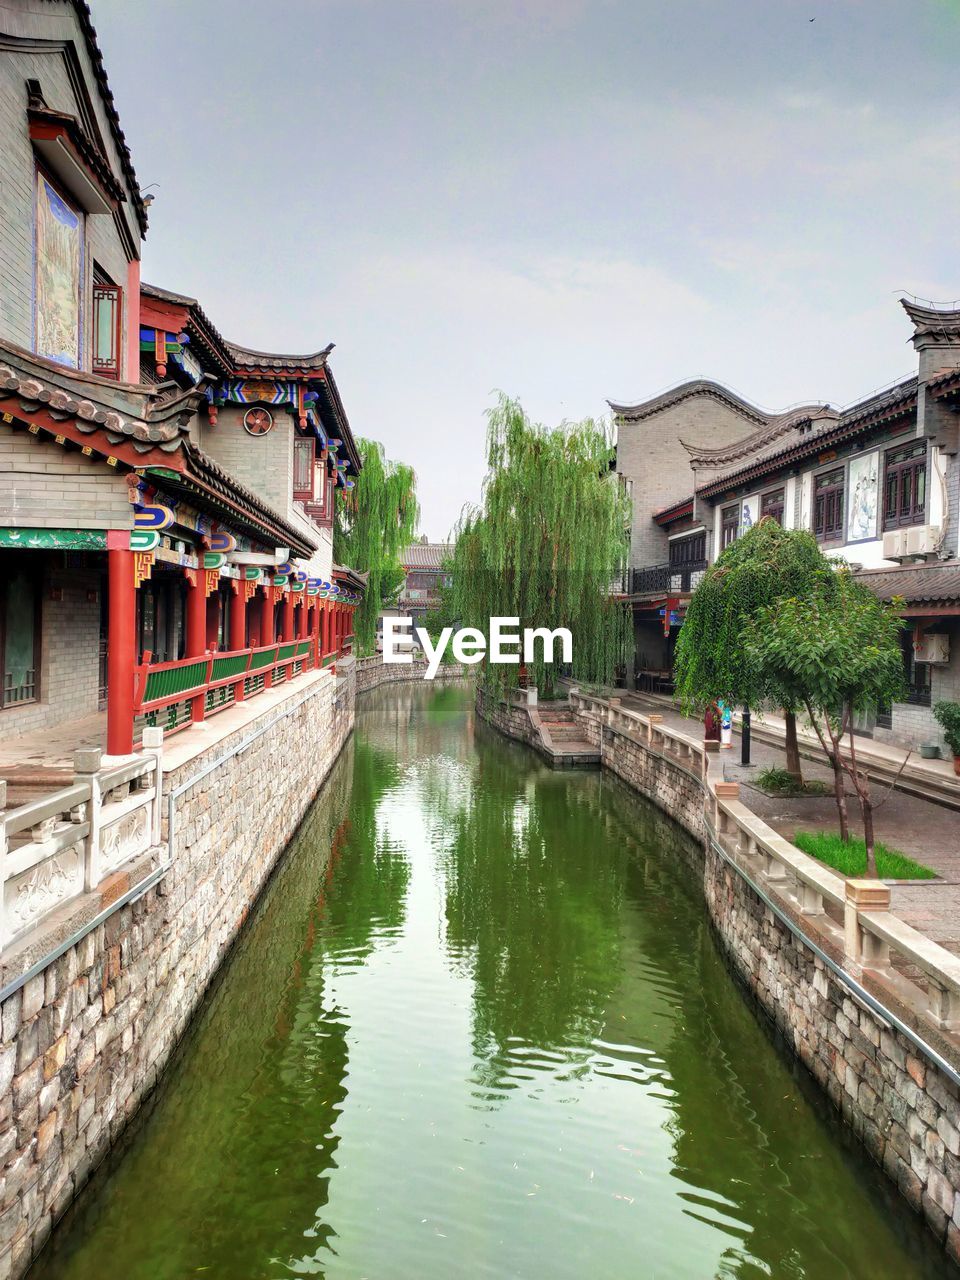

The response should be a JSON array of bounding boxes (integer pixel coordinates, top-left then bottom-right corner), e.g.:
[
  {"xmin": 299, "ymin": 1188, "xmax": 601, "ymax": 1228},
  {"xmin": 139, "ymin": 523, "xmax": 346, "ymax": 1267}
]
[
  {"xmin": 740, "ymin": 493, "xmax": 759, "ymax": 534},
  {"xmin": 847, "ymin": 450, "xmax": 879, "ymax": 542},
  {"xmin": 35, "ymin": 171, "xmax": 83, "ymax": 368}
]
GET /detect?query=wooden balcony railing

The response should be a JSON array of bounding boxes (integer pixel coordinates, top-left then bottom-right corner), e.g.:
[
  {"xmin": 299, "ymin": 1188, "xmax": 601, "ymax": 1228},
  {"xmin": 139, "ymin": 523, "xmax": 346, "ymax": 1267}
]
[{"xmin": 134, "ymin": 639, "xmax": 319, "ymax": 736}]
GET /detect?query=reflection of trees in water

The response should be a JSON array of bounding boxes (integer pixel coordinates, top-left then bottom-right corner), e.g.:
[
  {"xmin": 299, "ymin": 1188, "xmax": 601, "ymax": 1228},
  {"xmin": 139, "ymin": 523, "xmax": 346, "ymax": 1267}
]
[
  {"xmin": 440, "ymin": 721, "xmax": 629, "ymax": 1084},
  {"xmin": 356, "ymin": 682, "xmax": 474, "ymax": 767},
  {"xmin": 35, "ymin": 731, "xmax": 416, "ymax": 1280},
  {"xmin": 321, "ymin": 736, "xmax": 411, "ymax": 950}
]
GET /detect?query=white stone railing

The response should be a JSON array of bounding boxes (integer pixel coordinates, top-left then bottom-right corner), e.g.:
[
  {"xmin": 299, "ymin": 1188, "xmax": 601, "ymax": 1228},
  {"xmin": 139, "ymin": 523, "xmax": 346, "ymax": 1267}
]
[
  {"xmin": 1, "ymin": 730, "xmax": 163, "ymax": 953},
  {"xmin": 569, "ymin": 686, "xmax": 960, "ymax": 1040}
]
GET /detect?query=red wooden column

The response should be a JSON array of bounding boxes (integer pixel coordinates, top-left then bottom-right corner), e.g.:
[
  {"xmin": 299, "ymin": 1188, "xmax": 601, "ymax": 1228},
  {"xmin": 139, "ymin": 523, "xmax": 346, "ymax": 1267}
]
[
  {"xmin": 298, "ymin": 594, "xmax": 309, "ymax": 640},
  {"xmin": 321, "ymin": 601, "xmax": 331, "ymax": 658},
  {"xmin": 261, "ymin": 583, "xmax": 275, "ymax": 688},
  {"xmin": 229, "ymin": 581, "xmax": 247, "ymax": 700},
  {"xmin": 283, "ymin": 590, "xmax": 295, "ymax": 644},
  {"xmin": 186, "ymin": 568, "xmax": 208, "ymax": 723},
  {"xmin": 106, "ymin": 541, "xmax": 136, "ymax": 756}
]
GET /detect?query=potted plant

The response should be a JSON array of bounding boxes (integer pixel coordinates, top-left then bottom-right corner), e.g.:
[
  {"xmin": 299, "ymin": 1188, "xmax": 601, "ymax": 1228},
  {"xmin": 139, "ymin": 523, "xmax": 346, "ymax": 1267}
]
[{"xmin": 933, "ymin": 701, "xmax": 960, "ymax": 775}]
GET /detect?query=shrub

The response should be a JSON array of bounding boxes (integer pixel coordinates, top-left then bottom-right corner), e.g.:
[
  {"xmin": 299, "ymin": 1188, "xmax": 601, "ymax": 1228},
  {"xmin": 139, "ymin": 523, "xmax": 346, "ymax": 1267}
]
[
  {"xmin": 755, "ymin": 767, "xmax": 829, "ymax": 797},
  {"xmin": 934, "ymin": 701, "xmax": 960, "ymax": 757}
]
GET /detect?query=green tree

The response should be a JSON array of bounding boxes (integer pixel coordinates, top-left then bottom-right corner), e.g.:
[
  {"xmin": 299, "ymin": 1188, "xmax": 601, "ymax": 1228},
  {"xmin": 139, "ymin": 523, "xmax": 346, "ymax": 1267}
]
[
  {"xmin": 743, "ymin": 572, "xmax": 906, "ymax": 874},
  {"xmin": 450, "ymin": 394, "xmax": 630, "ymax": 695},
  {"xmin": 334, "ymin": 439, "xmax": 419, "ymax": 655},
  {"xmin": 674, "ymin": 520, "xmax": 834, "ymax": 782}
]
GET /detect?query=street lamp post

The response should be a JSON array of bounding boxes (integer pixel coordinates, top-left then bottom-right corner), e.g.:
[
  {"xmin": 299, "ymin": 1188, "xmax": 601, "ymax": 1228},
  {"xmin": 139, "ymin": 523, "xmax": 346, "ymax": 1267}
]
[{"xmin": 741, "ymin": 704, "xmax": 752, "ymax": 766}]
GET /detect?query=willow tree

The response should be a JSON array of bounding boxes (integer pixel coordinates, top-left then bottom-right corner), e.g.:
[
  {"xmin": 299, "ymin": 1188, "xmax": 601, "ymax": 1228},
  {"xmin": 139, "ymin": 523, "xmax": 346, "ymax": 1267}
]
[
  {"xmin": 674, "ymin": 521, "xmax": 833, "ymax": 782},
  {"xmin": 334, "ymin": 438, "xmax": 419, "ymax": 655},
  {"xmin": 450, "ymin": 394, "xmax": 630, "ymax": 695}
]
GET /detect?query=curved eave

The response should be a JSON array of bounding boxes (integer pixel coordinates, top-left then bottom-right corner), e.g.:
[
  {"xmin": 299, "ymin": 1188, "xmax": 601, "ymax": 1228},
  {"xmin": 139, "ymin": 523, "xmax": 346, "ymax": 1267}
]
[{"xmin": 696, "ymin": 395, "xmax": 917, "ymax": 500}]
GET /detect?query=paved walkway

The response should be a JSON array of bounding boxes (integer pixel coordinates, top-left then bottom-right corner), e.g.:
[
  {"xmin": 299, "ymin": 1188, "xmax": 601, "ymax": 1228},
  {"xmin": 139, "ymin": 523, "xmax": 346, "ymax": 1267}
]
[{"xmin": 619, "ymin": 692, "xmax": 960, "ymax": 953}]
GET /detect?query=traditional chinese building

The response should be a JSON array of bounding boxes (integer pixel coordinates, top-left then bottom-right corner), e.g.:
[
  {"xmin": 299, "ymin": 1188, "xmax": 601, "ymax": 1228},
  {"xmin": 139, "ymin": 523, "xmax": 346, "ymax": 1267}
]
[
  {"xmin": 398, "ymin": 538, "xmax": 451, "ymax": 624},
  {"xmin": 613, "ymin": 298, "xmax": 960, "ymax": 750},
  {"xmin": 0, "ymin": 0, "xmax": 363, "ymax": 763}
]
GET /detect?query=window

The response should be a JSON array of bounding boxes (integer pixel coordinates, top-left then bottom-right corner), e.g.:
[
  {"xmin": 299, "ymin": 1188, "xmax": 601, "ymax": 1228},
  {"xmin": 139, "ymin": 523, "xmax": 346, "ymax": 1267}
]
[
  {"xmin": 882, "ymin": 442, "xmax": 927, "ymax": 530},
  {"xmin": 669, "ymin": 531, "xmax": 706, "ymax": 567},
  {"xmin": 293, "ymin": 438, "xmax": 315, "ymax": 500},
  {"xmin": 92, "ymin": 267, "xmax": 122, "ymax": 379},
  {"xmin": 813, "ymin": 468, "xmax": 844, "ymax": 541},
  {"xmin": 1, "ymin": 559, "xmax": 41, "ymax": 707},
  {"xmin": 760, "ymin": 487, "xmax": 785, "ymax": 525},
  {"xmin": 721, "ymin": 505, "xmax": 740, "ymax": 550}
]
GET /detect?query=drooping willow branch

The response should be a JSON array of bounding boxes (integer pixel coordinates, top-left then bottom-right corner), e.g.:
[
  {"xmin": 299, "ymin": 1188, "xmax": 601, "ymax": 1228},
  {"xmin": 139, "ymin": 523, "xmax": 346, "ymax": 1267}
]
[
  {"xmin": 334, "ymin": 438, "xmax": 419, "ymax": 655},
  {"xmin": 450, "ymin": 393, "xmax": 630, "ymax": 696}
]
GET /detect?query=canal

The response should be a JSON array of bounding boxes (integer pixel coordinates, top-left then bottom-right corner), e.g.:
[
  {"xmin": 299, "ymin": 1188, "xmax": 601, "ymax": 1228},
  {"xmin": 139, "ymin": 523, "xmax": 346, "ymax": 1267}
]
[{"xmin": 31, "ymin": 683, "xmax": 953, "ymax": 1279}]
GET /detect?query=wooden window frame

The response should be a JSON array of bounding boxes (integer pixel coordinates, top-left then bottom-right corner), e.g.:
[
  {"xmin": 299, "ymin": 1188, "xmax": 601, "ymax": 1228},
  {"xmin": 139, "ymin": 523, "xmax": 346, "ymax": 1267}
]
[
  {"xmin": 668, "ymin": 530, "xmax": 706, "ymax": 568},
  {"xmin": 882, "ymin": 441, "xmax": 927, "ymax": 531},
  {"xmin": 293, "ymin": 438, "xmax": 316, "ymax": 501},
  {"xmin": 91, "ymin": 266, "xmax": 122, "ymax": 379},
  {"xmin": 760, "ymin": 487, "xmax": 785, "ymax": 526},
  {"xmin": 0, "ymin": 557, "xmax": 42, "ymax": 709},
  {"xmin": 720, "ymin": 505, "xmax": 740, "ymax": 550},
  {"xmin": 813, "ymin": 467, "xmax": 845, "ymax": 543}
]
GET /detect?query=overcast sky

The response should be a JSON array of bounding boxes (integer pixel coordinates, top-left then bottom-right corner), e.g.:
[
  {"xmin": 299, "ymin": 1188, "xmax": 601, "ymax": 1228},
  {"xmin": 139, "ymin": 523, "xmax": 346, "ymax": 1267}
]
[{"xmin": 96, "ymin": 0, "xmax": 960, "ymax": 539}]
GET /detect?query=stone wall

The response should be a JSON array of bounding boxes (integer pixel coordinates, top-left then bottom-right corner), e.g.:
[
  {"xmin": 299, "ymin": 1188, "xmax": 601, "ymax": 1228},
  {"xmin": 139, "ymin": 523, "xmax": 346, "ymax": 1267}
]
[
  {"xmin": 705, "ymin": 843, "xmax": 960, "ymax": 1262},
  {"xmin": 473, "ymin": 685, "xmax": 540, "ymax": 752},
  {"xmin": 354, "ymin": 656, "xmax": 466, "ymax": 695},
  {"xmin": 0, "ymin": 663, "xmax": 355, "ymax": 1280},
  {"xmin": 487, "ymin": 685, "xmax": 960, "ymax": 1265},
  {"xmin": 0, "ymin": 554, "xmax": 102, "ymax": 738}
]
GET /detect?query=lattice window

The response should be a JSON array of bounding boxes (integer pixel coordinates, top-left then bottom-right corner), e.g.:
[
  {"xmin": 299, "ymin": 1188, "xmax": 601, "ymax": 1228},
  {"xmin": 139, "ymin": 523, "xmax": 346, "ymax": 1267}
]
[{"xmin": 92, "ymin": 273, "xmax": 122, "ymax": 379}]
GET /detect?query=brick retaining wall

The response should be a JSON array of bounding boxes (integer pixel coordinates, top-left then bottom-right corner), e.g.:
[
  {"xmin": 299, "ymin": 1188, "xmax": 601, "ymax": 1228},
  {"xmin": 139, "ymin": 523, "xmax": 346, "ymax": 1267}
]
[
  {"xmin": 354, "ymin": 656, "xmax": 466, "ymax": 694},
  {"xmin": 0, "ymin": 664, "xmax": 356, "ymax": 1279}
]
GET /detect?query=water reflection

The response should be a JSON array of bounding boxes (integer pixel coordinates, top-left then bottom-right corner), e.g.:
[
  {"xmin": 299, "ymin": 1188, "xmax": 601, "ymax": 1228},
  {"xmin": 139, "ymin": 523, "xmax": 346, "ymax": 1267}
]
[{"xmin": 29, "ymin": 684, "xmax": 954, "ymax": 1280}]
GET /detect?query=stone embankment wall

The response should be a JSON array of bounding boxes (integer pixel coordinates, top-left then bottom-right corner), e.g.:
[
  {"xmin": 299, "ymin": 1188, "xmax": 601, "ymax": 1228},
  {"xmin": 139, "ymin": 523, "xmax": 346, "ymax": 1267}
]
[
  {"xmin": 0, "ymin": 663, "xmax": 356, "ymax": 1280},
  {"xmin": 355, "ymin": 655, "xmax": 466, "ymax": 694},
  {"xmin": 705, "ymin": 843, "xmax": 960, "ymax": 1256},
  {"xmin": 482, "ymin": 685, "xmax": 960, "ymax": 1265},
  {"xmin": 474, "ymin": 686, "xmax": 541, "ymax": 752}
]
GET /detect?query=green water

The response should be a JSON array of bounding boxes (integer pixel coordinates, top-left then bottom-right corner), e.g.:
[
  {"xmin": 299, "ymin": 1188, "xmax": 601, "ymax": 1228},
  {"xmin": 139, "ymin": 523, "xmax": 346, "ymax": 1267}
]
[{"xmin": 31, "ymin": 684, "xmax": 953, "ymax": 1280}]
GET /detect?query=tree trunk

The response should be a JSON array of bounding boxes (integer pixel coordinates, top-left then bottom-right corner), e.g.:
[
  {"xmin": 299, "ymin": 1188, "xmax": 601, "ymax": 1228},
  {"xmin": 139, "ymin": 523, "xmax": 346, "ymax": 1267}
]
[
  {"xmin": 862, "ymin": 799, "xmax": 877, "ymax": 877},
  {"xmin": 783, "ymin": 709, "xmax": 803, "ymax": 784},
  {"xmin": 830, "ymin": 755, "xmax": 850, "ymax": 843}
]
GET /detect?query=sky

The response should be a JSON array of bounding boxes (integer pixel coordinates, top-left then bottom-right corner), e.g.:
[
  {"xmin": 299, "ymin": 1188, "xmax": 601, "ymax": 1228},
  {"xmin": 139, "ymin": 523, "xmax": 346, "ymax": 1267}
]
[{"xmin": 95, "ymin": 0, "xmax": 960, "ymax": 540}]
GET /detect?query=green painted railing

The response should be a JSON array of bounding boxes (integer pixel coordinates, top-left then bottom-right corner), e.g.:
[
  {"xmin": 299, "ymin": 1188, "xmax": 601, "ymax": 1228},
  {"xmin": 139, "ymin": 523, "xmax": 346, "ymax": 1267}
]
[
  {"xmin": 134, "ymin": 637, "xmax": 324, "ymax": 728},
  {"xmin": 141, "ymin": 660, "xmax": 208, "ymax": 705}
]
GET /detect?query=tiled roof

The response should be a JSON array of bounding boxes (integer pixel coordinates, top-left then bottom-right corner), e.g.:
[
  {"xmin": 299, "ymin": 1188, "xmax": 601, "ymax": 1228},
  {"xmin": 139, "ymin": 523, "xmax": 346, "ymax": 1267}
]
[
  {"xmin": 652, "ymin": 497, "xmax": 694, "ymax": 526},
  {"xmin": 0, "ymin": 338, "xmax": 316, "ymax": 557},
  {"xmin": 695, "ymin": 376, "xmax": 918, "ymax": 499},
  {"xmin": 853, "ymin": 561, "xmax": 960, "ymax": 607},
  {"xmin": 225, "ymin": 341, "xmax": 334, "ymax": 374},
  {"xmin": 609, "ymin": 379, "xmax": 775, "ymax": 426},
  {"xmin": 40, "ymin": 0, "xmax": 148, "ymax": 233},
  {"xmin": 402, "ymin": 542, "xmax": 451, "ymax": 570}
]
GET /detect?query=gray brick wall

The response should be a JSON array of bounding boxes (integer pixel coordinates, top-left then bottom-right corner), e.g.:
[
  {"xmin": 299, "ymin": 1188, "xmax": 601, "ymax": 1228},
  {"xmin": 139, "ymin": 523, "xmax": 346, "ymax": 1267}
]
[
  {"xmin": 0, "ymin": 3, "xmax": 140, "ymax": 371},
  {"xmin": 198, "ymin": 407, "xmax": 293, "ymax": 525},
  {"xmin": 0, "ymin": 427, "xmax": 132, "ymax": 529},
  {"xmin": 616, "ymin": 393, "xmax": 763, "ymax": 568},
  {"xmin": 0, "ymin": 554, "xmax": 101, "ymax": 738}
]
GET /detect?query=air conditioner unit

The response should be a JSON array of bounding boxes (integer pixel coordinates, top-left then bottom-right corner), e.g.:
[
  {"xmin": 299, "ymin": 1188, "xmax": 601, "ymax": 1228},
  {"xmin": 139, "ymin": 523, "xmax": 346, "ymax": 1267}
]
[
  {"xmin": 914, "ymin": 633, "xmax": 950, "ymax": 665},
  {"xmin": 882, "ymin": 530, "xmax": 907, "ymax": 561},
  {"xmin": 904, "ymin": 525, "xmax": 940, "ymax": 559}
]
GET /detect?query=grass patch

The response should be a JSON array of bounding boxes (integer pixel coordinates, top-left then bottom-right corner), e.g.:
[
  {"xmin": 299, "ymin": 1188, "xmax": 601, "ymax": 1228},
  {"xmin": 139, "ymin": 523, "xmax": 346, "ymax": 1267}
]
[
  {"xmin": 755, "ymin": 766, "xmax": 830, "ymax": 798},
  {"xmin": 793, "ymin": 830, "xmax": 936, "ymax": 880}
]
